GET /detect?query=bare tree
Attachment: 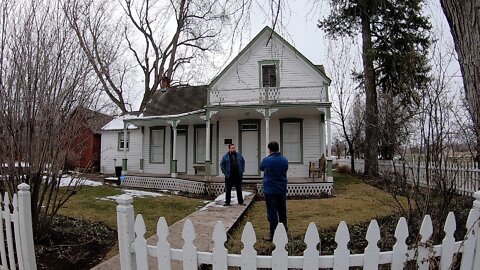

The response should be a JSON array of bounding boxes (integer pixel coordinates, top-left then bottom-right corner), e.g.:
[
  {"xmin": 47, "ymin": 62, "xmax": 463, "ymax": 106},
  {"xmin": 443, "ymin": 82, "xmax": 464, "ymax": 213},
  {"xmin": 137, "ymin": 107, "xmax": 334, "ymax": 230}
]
[
  {"xmin": 63, "ymin": 0, "xmax": 277, "ymax": 113},
  {"xmin": 0, "ymin": 0, "xmax": 98, "ymax": 240},
  {"xmin": 327, "ymin": 39, "xmax": 365, "ymax": 173},
  {"xmin": 383, "ymin": 36, "xmax": 469, "ymax": 233},
  {"xmin": 440, "ymin": 0, "xmax": 480, "ymax": 165}
]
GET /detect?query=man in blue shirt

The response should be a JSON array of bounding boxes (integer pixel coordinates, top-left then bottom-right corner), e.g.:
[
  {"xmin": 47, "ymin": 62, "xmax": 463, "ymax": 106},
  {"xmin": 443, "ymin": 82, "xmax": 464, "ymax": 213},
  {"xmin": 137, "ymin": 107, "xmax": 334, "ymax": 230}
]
[
  {"xmin": 220, "ymin": 144, "xmax": 245, "ymax": 206},
  {"xmin": 259, "ymin": 141, "xmax": 289, "ymax": 241}
]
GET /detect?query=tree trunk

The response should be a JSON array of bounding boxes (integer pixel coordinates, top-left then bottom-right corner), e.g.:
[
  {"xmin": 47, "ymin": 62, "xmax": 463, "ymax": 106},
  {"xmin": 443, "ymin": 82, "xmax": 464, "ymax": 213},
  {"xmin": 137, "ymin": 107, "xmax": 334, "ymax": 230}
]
[
  {"xmin": 361, "ymin": 12, "xmax": 379, "ymax": 177},
  {"xmin": 349, "ymin": 146, "xmax": 356, "ymax": 174},
  {"xmin": 440, "ymin": 0, "xmax": 480, "ymax": 165}
]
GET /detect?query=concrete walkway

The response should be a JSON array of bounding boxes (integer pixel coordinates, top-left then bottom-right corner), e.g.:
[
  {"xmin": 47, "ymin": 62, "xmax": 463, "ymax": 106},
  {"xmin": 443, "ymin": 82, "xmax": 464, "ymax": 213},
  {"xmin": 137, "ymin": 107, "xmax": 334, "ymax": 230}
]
[{"xmin": 92, "ymin": 191, "xmax": 256, "ymax": 270}]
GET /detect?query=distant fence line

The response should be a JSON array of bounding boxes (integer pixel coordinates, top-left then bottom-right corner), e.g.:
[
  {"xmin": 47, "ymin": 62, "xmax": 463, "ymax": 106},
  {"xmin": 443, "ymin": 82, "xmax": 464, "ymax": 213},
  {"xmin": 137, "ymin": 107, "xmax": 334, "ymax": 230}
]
[
  {"xmin": 335, "ymin": 158, "xmax": 480, "ymax": 196},
  {"xmin": 115, "ymin": 191, "xmax": 480, "ymax": 269}
]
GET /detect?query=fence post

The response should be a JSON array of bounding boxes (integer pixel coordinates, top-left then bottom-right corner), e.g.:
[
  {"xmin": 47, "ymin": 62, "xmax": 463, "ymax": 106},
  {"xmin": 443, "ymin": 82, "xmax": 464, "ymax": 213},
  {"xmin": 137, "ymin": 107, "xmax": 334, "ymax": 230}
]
[
  {"xmin": 473, "ymin": 191, "xmax": 480, "ymax": 212},
  {"xmin": 117, "ymin": 195, "xmax": 136, "ymax": 270},
  {"xmin": 472, "ymin": 191, "xmax": 480, "ymax": 268},
  {"xmin": 17, "ymin": 183, "xmax": 37, "ymax": 270}
]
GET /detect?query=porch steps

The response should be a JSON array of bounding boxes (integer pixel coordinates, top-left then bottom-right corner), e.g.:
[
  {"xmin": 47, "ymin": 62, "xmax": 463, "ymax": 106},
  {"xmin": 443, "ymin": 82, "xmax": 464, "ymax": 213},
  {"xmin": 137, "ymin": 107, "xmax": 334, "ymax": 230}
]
[{"xmin": 91, "ymin": 190, "xmax": 256, "ymax": 270}]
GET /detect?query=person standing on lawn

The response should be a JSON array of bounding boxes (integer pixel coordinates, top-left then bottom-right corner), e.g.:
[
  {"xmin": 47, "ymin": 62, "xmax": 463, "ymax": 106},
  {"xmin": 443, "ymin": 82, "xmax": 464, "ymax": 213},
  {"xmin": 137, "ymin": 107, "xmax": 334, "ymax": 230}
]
[
  {"xmin": 220, "ymin": 144, "xmax": 245, "ymax": 206},
  {"xmin": 260, "ymin": 141, "xmax": 289, "ymax": 241}
]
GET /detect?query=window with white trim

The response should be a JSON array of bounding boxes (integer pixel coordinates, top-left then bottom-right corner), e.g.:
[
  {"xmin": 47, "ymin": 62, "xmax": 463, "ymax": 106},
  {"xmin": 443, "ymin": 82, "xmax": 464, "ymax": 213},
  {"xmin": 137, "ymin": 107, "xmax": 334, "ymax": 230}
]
[
  {"xmin": 281, "ymin": 120, "xmax": 302, "ymax": 162},
  {"xmin": 118, "ymin": 132, "xmax": 130, "ymax": 150},
  {"xmin": 150, "ymin": 127, "xmax": 165, "ymax": 163},
  {"xmin": 195, "ymin": 127, "xmax": 206, "ymax": 163}
]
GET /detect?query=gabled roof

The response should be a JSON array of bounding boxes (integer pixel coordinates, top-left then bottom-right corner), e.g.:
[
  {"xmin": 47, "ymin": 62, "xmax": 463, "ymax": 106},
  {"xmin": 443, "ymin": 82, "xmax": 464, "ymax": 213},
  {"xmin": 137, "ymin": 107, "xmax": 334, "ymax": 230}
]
[
  {"xmin": 75, "ymin": 107, "xmax": 113, "ymax": 134},
  {"xmin": 209, "ymin": 26, "xmax": 331, "ymax": 87},
  {"xmin": 142, "ymin": 85, "xmax": 208, "ymax": 117}
]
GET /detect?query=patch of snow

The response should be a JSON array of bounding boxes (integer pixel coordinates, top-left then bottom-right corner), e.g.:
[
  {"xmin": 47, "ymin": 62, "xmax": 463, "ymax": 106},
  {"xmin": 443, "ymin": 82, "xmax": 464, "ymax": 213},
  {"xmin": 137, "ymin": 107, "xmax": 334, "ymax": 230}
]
[
  {"xmin": 199, "ymin": 191, "xmax": 252, "ymax": 211},
  {"xmin": 59, "ymin": 176, "xmax": 103, "ymax": 187},
  {"xmin": 101, "ymin": 189, "xmax": 165, "ymax": 201},
  {"xmin": 102, "ymin": 116, "xmax": 138, "ymax": 131}
]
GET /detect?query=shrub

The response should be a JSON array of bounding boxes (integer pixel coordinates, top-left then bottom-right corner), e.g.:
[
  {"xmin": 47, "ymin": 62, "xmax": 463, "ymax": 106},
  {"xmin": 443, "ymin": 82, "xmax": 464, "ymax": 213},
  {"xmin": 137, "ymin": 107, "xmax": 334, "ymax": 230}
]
[{"xmin": 337, "ymin": 165, "xmax": 351, "ymax": 174}]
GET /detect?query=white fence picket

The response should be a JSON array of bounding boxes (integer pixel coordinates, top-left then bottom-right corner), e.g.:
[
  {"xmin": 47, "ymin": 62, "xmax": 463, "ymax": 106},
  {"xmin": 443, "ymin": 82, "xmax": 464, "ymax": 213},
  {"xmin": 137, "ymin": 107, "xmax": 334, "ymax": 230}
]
[
  {"xmin": 364, "ymin": 220, "xmax": 380, "ymax": 270},
  {"xmin": 156, "ymin": 217, "xmax": 171, "ymax": 270},
  {"xmin": 391, "ymin": 217, "xmax": 408, "ymax": 270},
  {"xmin": 440, "ymin": 212, "xmax": 456, "ymax": 269},
  {"xmin": 302, "ymin": 222, "xmax": 319, "ymax": 270},
  {"xmin": 134, "ymin": 214, "xmax": 148, "ymax": 270},
  {"xmin": 473, "ymin": 191, "xmax": 480, "ymax": 267},
  {"xmin": 460, "ymin": 209, "xmax": 480, "ymax": 270},
  {"xmin": 212, "ymin": 221, "xmax": 227, "ymax": 270},
  {"xmin": 0, "ymin": 195, "xmax": 8, "ymax": 268},
  {"xmin": 4, "ymin": 194, "xmax": 16, "ymax": 269},
  {"xmin": 333, "ymin": 221, "xmax": 350, "ymax": 270},
  {"xmin": 182, "ymin": 219, "xmax": 197, "ymax": 269},
  {"xmin": 241, "ymin": 222, "xmax": 257, "ymax": 270},
  {"xmin": 271, "ymin": 224, "xmax": 288, "ymax": 270},
  {"xmin": 417, "ymin": 215, "xmax": 433, "ymax": 270},
  {"xmin": 12, "ymin": 194, "xmax": 25, "ymax": 270}
]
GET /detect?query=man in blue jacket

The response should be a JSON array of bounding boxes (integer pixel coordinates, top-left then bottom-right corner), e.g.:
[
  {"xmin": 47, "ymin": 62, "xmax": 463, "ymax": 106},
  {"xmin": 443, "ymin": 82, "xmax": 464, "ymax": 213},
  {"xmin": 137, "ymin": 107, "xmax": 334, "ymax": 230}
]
[
  {"xmin": 220, "ymin": 144, "xmax": 245, "ymax": 206},
  {"xmin": 260, "ymin": 141, "xmax": 289, "ymax": 241}
]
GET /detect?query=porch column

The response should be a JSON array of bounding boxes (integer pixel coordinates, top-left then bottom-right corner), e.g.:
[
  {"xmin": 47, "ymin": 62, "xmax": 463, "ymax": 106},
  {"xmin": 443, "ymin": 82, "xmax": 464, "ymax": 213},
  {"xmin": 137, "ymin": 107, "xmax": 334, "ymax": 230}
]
[
  {"xmin": 201, "ymin": 111, "xmax": 217, "ymax": 179},
  {"xmin": 122, "ymin": 122, "xmax": 128, "ymax": 175},
  {"xmin": 317, "ymin": 109, "xmax": 326, "ymax": 157},
  {"xmin": 168, "ymin": 120, "xmax": 179, "ymax": 178},
  {"xmin": 256, "ymin": 108, "xmax": 277, "ymax": 157},
  {"xmin": 265, "ymin": 116, "xmax": 270, "ymax": 157},
  {"xmin": 326, "ymin": 108, "xmax": 333, "ymax": 182},
  {"xmin": 205, "ymin": 117, "xmax": 211, "ymax": 177},
  {"xmin": 140, "ymin": 127, "xmax": 144, "ymax": 173}
]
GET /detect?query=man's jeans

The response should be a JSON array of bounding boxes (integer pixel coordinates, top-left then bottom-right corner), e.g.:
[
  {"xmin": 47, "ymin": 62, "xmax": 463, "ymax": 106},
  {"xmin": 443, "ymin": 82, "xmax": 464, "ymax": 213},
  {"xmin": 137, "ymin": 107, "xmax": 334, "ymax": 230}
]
[
  {"xmin": 264, "ymin": 193, "xmax": 287, "ymax": 239},
  {"xmin": 225, "ymin": 176, "xmax": 243, "ymax": 204}
]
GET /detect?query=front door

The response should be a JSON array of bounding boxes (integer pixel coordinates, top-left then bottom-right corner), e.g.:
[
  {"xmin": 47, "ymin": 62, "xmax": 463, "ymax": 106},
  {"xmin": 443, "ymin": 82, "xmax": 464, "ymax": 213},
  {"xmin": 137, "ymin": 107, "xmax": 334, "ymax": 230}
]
[
  {"xmin": 176, "ymin": 128, "xmax": 187, "ymax": 173},
  {"xmin": 240, "ymin": 121, "xmax": 260, "ymax": 176}
]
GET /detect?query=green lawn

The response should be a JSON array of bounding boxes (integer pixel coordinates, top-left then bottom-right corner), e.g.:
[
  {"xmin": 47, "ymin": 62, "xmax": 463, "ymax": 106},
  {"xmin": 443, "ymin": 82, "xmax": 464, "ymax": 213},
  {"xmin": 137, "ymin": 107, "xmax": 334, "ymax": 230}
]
[
  {"xmin": 59, "ymin": 185, "xmax": 205, "ymax": 238},
  {"xmin": 226, "ymin": 173, "xmax": 406, "ymax": 253},
  {"xmin": 58, "ymin": 174, "xmax": 404, "ymax": 257}
]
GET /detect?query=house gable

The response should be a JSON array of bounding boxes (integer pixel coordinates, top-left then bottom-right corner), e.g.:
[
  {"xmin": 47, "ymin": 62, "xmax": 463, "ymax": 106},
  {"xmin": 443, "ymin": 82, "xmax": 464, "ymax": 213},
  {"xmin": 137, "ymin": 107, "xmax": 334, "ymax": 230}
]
[{"xmin": 209, "ymin": 26, "xmax": 331, "ymax": 91}]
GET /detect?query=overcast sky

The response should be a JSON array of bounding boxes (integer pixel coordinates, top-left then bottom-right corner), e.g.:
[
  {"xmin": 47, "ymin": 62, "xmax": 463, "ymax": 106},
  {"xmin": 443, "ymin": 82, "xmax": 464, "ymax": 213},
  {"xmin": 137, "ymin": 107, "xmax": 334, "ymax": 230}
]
[{"xmin": 248, "ymin": 0, "xmax": 461, "ymax": 79}]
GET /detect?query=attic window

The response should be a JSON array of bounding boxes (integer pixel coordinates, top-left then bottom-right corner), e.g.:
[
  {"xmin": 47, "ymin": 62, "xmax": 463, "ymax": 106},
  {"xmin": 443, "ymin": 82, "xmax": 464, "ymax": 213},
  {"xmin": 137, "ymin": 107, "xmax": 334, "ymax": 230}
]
[{"xmin": 262, "ymin": 64, "xmax": 277, "ymax": 87}]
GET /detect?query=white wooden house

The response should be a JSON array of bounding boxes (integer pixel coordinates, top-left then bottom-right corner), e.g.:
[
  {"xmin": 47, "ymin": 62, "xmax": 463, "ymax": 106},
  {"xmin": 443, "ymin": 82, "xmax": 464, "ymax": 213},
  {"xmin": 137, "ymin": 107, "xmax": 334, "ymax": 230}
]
[{"xmin": 100, "ymin": 26, "xmax": 334, "ymax": 181}]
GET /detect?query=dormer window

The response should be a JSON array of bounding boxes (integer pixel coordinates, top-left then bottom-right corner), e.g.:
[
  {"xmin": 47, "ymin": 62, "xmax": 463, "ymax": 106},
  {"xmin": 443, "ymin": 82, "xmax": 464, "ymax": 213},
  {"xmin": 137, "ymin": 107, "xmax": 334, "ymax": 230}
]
[{"xmin": 259, "ymin": 60, "xmax": 279, "ymax": 87}]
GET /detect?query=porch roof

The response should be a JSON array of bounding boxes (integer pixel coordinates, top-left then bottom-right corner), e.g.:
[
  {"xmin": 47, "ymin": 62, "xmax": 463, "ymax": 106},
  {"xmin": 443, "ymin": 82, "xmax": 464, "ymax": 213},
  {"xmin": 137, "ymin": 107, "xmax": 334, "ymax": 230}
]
[{"xmin": 142, "ymin": 85, "xmax": 208, "ymax": 117}]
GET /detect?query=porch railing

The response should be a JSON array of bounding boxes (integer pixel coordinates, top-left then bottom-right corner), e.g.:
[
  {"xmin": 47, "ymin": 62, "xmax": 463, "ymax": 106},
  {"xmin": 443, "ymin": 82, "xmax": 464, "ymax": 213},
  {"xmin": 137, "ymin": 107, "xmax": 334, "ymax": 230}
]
[{"xmin": 209, "ymin": 86, "xmax": 327, "ymax": 106}]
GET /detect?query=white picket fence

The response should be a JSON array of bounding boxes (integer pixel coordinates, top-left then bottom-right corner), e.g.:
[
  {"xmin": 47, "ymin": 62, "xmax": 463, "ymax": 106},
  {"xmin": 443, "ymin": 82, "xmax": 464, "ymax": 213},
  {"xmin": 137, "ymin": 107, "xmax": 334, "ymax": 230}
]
[
  {"xmin": 335, "ymin": 158, "xmax": 480, "ymax": 195},
  {"xmin": 0, "ymin": 183, "xmax": 37, "ymax": 270},
  {"xmin": 116, "ymin": 191, "xmax": 480, "ymax": 269}
]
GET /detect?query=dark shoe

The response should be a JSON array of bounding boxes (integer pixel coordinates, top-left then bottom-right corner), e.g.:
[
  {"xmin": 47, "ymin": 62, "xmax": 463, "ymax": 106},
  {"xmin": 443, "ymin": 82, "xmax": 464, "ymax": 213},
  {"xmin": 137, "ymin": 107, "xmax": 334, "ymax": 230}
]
[
  {"xmin": 223, "ymin": 203, "xmax": 230, "ymax": 206},
  {"xmin": 239, "ymin": 202, "xmax": 246, "ymax": 206}
]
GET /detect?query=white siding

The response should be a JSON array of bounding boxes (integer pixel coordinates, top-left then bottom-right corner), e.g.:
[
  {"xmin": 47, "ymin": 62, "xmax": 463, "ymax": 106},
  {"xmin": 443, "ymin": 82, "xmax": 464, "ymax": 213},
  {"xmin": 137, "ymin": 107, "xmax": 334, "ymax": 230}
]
[
  {"xmin": 215, "ymin": 115, "xmax": 322, "ymax": 178},
  {"xmin": 211, "ymin": 31, "xmax": 327, "ymax": 91},
  {"xmin": 216, "ymin": 119, "xmax": 239, "ymax": 176},
  {"xmin": 100, "ymin": 130, "xmax": 143, "ymax": 174},
  {"xmin": 143, "ymin": 125, "xmax": 171, "ymax": 174},
  {"xmin": 264, "ymin": 116, "xmax": 322, "ymax": 178}
]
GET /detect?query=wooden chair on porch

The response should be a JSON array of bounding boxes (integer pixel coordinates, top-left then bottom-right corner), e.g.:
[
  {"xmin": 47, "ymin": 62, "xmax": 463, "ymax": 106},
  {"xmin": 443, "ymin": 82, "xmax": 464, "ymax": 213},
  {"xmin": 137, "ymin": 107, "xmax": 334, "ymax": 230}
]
[{"xmin": 309, "ymin": 154, "xmax": 326, "ymax": 181}]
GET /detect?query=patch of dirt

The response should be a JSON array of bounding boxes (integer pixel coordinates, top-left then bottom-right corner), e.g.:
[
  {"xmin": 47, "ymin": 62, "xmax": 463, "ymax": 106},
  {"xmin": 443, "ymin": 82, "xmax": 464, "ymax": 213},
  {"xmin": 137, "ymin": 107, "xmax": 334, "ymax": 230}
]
[{"xmin": 35, "ymin": 216, "xmax": 116, "ymax": 270}]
